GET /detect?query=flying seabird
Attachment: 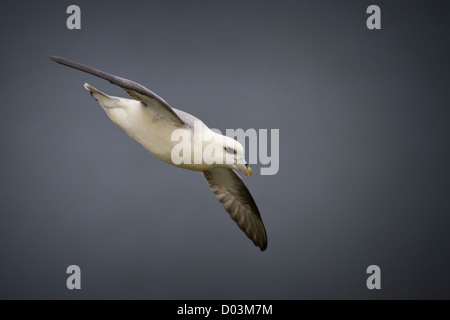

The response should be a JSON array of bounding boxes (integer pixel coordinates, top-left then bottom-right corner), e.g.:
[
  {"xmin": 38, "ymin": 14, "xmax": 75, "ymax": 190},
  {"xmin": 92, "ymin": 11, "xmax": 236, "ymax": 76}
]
[{"xmin": 50, "ymin": 56, "xmax": 267, "ymax": 251}]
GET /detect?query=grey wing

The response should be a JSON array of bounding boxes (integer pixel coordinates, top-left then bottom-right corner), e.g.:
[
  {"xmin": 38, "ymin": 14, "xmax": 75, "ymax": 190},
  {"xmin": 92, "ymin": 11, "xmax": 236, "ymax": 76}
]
[
  {"xmin": 202, "ymin": 168, "xmax": 267, "ymax": 251},
  {"xmin": 50, "ymin": 56, "xmax": 184, "ymax": 125}
]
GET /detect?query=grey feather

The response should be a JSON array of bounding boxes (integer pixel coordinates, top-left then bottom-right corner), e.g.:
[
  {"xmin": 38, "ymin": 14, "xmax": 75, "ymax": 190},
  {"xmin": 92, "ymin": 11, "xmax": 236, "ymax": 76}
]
[
  {"xmin": 49, "ymin": 56, "xmax": 185, "ymax": 125},
  {"xmin": 203, "ymin": 168, "xmax": 267, "ymax": 251}
]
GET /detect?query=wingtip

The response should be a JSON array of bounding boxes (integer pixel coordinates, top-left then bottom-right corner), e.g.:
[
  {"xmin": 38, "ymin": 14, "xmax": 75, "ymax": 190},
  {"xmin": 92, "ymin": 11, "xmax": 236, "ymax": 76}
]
[
  {"xmin": 259, "ymin": 242, "xmax": 267, "ymax": 252},
  {"xmin": 49, "ymin": 56, "xmax": 68, "ymax": 65}
]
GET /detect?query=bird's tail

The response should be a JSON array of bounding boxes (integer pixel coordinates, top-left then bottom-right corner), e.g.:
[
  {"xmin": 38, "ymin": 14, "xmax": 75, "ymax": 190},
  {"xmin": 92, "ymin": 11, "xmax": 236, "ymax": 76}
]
[{"xmin": 84, "ymin": 83, "xmax": 120, "ymax": 108}]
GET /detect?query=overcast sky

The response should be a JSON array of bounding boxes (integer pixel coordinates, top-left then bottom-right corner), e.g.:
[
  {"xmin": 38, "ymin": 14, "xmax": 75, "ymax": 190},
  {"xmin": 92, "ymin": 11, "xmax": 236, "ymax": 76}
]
[{"xmin": 0, "ymin": 1, "xmax": 449, "ymax": 299}]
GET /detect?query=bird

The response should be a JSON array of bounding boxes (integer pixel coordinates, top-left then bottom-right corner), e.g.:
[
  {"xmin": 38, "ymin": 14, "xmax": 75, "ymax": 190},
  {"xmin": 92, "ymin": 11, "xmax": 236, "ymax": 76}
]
[{"xmin": 50, "ymin": 56, "xmax": 267, "ymax": 251}]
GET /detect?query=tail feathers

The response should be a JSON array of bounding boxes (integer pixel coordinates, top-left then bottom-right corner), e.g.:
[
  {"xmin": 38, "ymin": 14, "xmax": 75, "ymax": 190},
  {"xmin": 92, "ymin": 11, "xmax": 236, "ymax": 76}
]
[{"xmin": 84, "ymin": 83, "xmax": 119, "ymax": 108}]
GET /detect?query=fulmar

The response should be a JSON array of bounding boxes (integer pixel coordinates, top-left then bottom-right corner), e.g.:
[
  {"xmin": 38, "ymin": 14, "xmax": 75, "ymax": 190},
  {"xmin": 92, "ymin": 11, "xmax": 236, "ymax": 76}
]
[{"xmin": 50, "ymin": 56, "xmax": 267, "ymax": 251}]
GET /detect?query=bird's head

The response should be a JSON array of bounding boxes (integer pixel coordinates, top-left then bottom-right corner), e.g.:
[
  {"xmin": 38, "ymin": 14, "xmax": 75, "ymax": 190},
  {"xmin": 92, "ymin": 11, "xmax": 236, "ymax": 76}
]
[{"xmin": 216, "ymin": 135, "xmax": 252, "ymax": 177}]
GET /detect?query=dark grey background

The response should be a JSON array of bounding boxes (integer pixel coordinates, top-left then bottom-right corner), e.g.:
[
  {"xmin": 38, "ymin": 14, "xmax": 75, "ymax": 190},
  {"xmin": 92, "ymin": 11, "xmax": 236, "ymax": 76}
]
[{"xmin": 1, "ymin": 0, "xmax": 449, "ymax": 299}]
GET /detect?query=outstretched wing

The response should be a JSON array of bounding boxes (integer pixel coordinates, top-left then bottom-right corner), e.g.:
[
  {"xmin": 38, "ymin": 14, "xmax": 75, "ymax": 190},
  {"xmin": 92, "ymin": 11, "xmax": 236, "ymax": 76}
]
[
  {"xmin": 50, "ymin": 56, "xmax": 184, "ymax": 125},
  {"xmin": 202, "ymin": 168, "xmax": 267, "ymax": 251}
]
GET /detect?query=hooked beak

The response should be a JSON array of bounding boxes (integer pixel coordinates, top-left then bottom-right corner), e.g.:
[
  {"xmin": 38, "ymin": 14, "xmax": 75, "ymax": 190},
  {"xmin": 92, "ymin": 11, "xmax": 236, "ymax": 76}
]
[{"xmin": 235, "ymin": 158, "xmax": 252, "ymax": 177}]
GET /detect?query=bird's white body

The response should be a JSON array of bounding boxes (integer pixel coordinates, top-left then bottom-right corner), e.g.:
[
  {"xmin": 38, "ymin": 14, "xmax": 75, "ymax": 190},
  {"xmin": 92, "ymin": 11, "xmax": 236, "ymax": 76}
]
[
  {"xmin": 95, "ymin": 90, "xmax": 180, "ymax": 165},
  {"xmin": 87, "ymin": 84, "xmax": 245, "ymax": 172}
]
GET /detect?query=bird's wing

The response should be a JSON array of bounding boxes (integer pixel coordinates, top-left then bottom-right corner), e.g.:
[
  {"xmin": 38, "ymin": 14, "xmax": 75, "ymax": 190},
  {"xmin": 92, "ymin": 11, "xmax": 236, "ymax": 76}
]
[
  {"xmin": 50, "ymin": 56, "xmax": 184, "ymax": 125},
  {"xmin": 202, "ymin": 168, "xmax": 267, "ymax": 251}
]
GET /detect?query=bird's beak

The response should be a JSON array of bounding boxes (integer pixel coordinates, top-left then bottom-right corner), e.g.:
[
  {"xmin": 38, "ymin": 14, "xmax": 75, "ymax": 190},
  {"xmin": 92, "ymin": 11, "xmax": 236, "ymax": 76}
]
[{"xmin": 235, "ymin": 158, "xmax": 252, "ymax": 177}]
